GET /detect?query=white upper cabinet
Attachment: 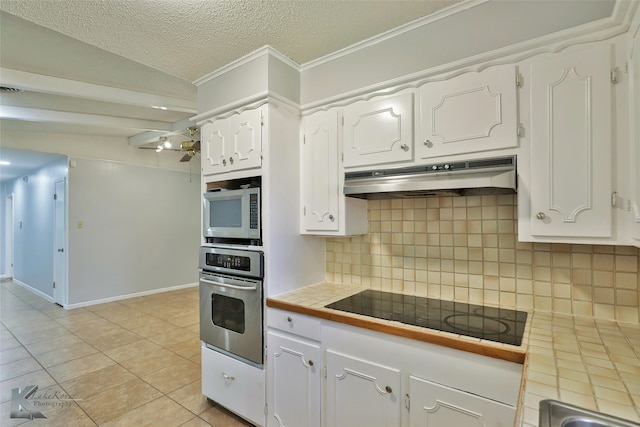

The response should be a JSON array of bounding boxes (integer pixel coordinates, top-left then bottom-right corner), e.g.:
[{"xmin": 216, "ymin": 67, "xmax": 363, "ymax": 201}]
[
  {"xmin": 201, "ymin": 106, "xmax": 264, "ymax": 176},
  {"xmin": 528, "ymin": 44, "xmax": 614, "ymax": 239},
  {"xmin": 418, "ymin": 65, "xmax": 519, "ymax": 159},
  {"xmin": 300, "ymin": 109, "xmax": 368, "ymax": 236},
  {"xmin": 342, "ymin": 91, "xmax": 414, "ymax": 168},
  {"xmin": 630, "ymin": 21, "xmax": 640, "ymax": 247}
]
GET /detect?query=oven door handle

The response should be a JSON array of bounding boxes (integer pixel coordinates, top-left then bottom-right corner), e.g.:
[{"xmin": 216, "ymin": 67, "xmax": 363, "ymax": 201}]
[{"xmin": 200, "ymin": 277, "xmax": 258, "ymax": 291}]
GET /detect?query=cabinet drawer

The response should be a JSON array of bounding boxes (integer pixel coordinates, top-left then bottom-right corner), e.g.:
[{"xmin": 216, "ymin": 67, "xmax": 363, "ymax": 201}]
[
  {"xmin": 201, "ymin": 345, "xmax": 265, "ymax": 426},
  {"xmin": 266, "ymin": 307, "xmax": 322, "ymax": 341}
]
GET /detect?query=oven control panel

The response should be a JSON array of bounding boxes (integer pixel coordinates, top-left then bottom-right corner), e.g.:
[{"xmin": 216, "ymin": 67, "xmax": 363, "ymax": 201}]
[
  {"xmin": 205, "ymin": 253, "xmax": 251, "ymax": 271},
  {"xmin": 199, "ymin": 246, "xmax": 264, "ymax": 279}
]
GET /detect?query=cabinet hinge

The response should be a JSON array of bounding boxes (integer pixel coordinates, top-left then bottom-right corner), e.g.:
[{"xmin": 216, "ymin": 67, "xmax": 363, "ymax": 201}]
[
  {"xmin": 611, "ymin": 68, "xmax": 619, "ymax": 84},
  {"xmin": 612, "ymin": 191, "xmax": 618, "ymax": 207},
  {"xmin": 303, "ymin": 135, "xmax": 306, "ymax": 144},
  {"xmin": 516, "ymin": 73, "xmax": 524, "ymax": 88},
  {"xmin": 405, "ymin": 394, "xmax": 410, "ymax": 410},
  {"xmin": 517, "ymin": 123, "xmax": 525, "ymax": 137},
  {"xmin": 341, "ymin": 116, "xmax": 344, "ymax": 126},
  {"xmin": 303, "ymin": 206, "xmax": 306, "ymax": 216},
  {"xmin": 53, "ymin": 282, "xmax": 56, "ymax": 289},
  {"xmin": 324, "ymin": 366, "xmax": 327, "ymax": 379},
  {"xmin": 53, "ymin": 193, "xmax": 57, "ymax": 200}
]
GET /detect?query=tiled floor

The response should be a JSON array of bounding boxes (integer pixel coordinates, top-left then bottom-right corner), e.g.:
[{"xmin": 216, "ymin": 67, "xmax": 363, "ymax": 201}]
[{"xmin": 0, "ymin": 279, "xmax": 254, "ymax": 427}]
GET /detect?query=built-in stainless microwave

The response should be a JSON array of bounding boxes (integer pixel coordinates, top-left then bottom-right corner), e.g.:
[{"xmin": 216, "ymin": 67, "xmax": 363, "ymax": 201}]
[{"xmin": 203, "ymin": 187, "xmax": 260, "ymax": 241}]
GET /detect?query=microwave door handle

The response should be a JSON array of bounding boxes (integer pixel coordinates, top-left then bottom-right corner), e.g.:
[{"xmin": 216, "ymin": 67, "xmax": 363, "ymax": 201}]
[{"xmin": 200, "ymin": 277, "xmax": 258, "ymax": 291}]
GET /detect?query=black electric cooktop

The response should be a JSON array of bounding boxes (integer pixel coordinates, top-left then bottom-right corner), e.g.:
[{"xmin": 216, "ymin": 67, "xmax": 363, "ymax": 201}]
[{"xmin": 325, "ymin": 290, "xmax": 528, "ymax": 346}]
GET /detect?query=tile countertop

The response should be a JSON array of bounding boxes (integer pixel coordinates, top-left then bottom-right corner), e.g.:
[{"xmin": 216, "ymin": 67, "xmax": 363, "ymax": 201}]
[{"xmin": 265, "ymin": 282, "xmax": 640, "ymax": 427}]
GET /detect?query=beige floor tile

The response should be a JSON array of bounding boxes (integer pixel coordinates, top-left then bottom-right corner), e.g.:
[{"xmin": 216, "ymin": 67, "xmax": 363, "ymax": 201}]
[
  {"xmin": 33, "ymin": 342, "xmax": 98, "ymax": 368},
  {"xmin": 24, "ymin": 334, "xmax": 88, "ymax": 356},
  {"xmin": 0, "ymin": 330, "xmax": 22, "ymax": 351},
  {"xmin": 165, "ymin": 337, "xmax": 201, "ymax": 360},
  {"xmin": 168, "ymin": 380, "xmax": 213, "ymax": 415},
  {"xmin": 141, "ymin": 358, "xmax": 200, "ymax": 394},
  {"xmin": 119, "ymin": 348, "xmax": 186, "ymax": 377},
  {"xmin": 46, "ymin": 353, "xmax": 116, "ymax": 383},
  {"xmin": 9, "ymin": 323, "xmax": 72, "ymax": 346},
  {"xmin": 0, "ymin": 369, "xmax": 57, "ymax": 404},
  {"xmin": 78, "ymin": 378, "xmax": 163, "ymax": 424},
  {"xmin": 0, "ymin": 346, "xmax": 31, "ymax": 365},
  {"xmin": 0, "ymin": 357, "xmax": 42, "ymax": 382},
  {"xmin": 129, "ymin": 319, "xmax": 182, "ymax": 338},
  {"xmin": 199, "ymin": 403, "xmax": 255, "ymax": 427},
  {"xmin": 103, "ymin": 338, "xmax": 164, "ymax": 363},
  {"xmin": 100, "ymin": 396, "xmax": 194, "ymax": 427},
  {"xmin": 82, "ymin": 328, "xmax": 142, "ymax": 352},
  {"xmin": 60, "ymin": 364, "xmax": 137, "ymax": 401},
  {"xmin": 148, "ymin": 328, "xmax": 199, "ymax": 349},
  {"xmin": 179, "ymin": 417, "xmax": 215, "ymax": 427}
]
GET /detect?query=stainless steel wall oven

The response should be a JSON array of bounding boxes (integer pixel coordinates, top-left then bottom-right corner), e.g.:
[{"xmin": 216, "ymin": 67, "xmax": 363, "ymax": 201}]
[{"xmin": 199, "ymin": 246, "xmax": 264, "ymax": 366}]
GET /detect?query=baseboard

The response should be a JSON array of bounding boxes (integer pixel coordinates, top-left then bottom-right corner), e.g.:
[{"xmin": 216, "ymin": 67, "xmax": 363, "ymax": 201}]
[
  {"xmin": 12, "ymin": 279, "xmax": 55, "ymax": 303},
  {"xmin": 64, "ymin": 282, "xmax": 199, "ymax": 310}
]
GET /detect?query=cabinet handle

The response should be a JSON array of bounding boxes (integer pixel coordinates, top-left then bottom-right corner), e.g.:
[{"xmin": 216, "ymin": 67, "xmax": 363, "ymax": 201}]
[
  {"xmin": 222, "ymin": 159, "xmax": 227, "ymax": 166},
  {"xmin": 385, "ymin": 386, "xmax": 393, "ymax": 394},
  {"xmin": 536, "ymin": 212, "xmax": 546, "ymax": 220},
  {"xmin": 287, "ymin": 316, "xmax": 293, "ymax": 323},
  {"xmin": 328, "ymin": 214, "xmax": 335, "ymax": 222},
  {"xmin": 308, "ymin": 360, "xmax": 314, "ymax": 367},
  {"xmin": 222, "ymin": 373, "xmax": 235, "ymax": 381},
  {"xmin": 229, "ymin": 157, "xmax": 234, "ymax": 165},
  {"xmin": 400, "ymin": 144, "xmax": 409, "ymax": 151},
  {"xmin": 424, "ymin": 139, "xmax": 433, "ymax": 148}
]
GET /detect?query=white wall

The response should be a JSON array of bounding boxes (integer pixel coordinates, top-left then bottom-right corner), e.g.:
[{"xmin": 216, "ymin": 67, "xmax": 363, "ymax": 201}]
[
  {"xmin": 0, "ymin": 156, "xmax": 67, "ymax": 296},
  {"xmin": 0, "ymin": 130, "xmax": 201, "ymax": 306},
  {"xmin": 67, "ymin": 157, "xmax": 200, "ymax": 306}
]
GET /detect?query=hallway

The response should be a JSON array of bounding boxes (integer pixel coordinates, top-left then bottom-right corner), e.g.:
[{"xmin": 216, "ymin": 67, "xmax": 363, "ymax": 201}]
[{"xmin": 0, "ymin": 280, "xmax": 253, "ymax": 426}]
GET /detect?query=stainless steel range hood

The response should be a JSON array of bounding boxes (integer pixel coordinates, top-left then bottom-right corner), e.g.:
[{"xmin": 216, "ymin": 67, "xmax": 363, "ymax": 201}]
[{"xmin": 344, "ymin": 156, "xmax": 516, "ymax": 199}]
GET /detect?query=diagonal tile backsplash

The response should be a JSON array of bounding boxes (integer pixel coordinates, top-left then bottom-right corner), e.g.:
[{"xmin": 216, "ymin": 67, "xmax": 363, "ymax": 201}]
[{"xmin": 326, "ymin": 195, "xmax": 640, "ymax": 323}]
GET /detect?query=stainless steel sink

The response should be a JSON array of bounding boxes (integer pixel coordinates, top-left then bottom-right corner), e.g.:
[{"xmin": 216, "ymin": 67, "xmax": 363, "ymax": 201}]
[{"xmin": 539, "ymin": 400, "xmax": 640, "ymax": 427}]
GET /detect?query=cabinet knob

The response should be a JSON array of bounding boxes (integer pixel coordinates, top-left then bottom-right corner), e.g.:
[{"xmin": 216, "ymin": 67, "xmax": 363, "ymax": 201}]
[
  {"xmin": 536, "ymin": 212, "xmax": 546, "ymax": 220},
  {"xmin": 222, "ymin": 373, "xmax": 235, "ymax": 381},
  {"xmin": 287, "ymin": 316, "xmax": 293, "ymax": 323},
  {"xmin": 385, "ymin": 386, "xmax": 393, "ymax": 394},
  {"xmin": 229, "ymin": 157, "xmax": 234, "ymax": 165},
  {"xmin": 222, "ymin": 159, "xmax": 227, "ymax": 166},
  {"xmin": 328, "ymin": 214, "xmax": 335, "ymax": 222},
  {"xmin": 308, "ymin": 360, "xmax": 314, "ymax": 367},
  {"xmin": 400, "ymin": 144, "xmax": 409, "ymax": 151},
  {"xmin": 424, "ymin": 139, "xmax": 433, "ymax": 147}
]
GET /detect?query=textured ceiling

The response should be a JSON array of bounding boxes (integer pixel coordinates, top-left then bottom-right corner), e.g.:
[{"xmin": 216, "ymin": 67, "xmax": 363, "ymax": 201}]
[{"xmin": 0, "ymin": 0, "xmax": 460, "ymax": 82}]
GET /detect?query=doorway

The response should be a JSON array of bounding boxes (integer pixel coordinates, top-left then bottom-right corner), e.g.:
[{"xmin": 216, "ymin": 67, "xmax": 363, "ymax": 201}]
[
  {"xmin": 53, "ymin": 179, "xmax": 67, "ymax": 306},
  {"xmin": 3, "ymin": 193, "xmax": 13, "ymax": 279}
]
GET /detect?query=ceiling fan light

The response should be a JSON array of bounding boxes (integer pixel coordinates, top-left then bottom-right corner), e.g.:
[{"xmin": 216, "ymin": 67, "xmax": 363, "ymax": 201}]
[
  {"xmin": 156, "ymin": 145, "xmax": 163, "ymax": 152},
  {"xmin": 163, "ymin": 140, "xmax": 172, "ymax": 149}
]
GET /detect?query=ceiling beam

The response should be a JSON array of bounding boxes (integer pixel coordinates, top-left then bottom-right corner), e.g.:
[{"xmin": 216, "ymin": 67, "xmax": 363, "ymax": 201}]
[
  {"xmin": 0, "ymin": 105, "xmax": 173, "ymax": 131},
  {"xmin": 0, "ymin": 68, "xmax": 197, "ymax": 114},
  {"xmin": 127, "ymin": 117, "xmax": 197, "ymax": 147}
]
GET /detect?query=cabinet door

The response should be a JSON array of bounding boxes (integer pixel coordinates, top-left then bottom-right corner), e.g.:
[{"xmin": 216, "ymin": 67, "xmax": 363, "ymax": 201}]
[
  {"xmin": 418, "ymin": 65, "xmax": 518, "ymax": 159},
  {"xmin": 342, "ymin": 92, "xmax": 414, "ymax": 168},
  {"xmin": 267, "ymin": 331, "xmax": 321, "ymax": 427},
  {"xmin": 228, "ymin": 106, "xmax": 264, "ymax": 172},
  {"xmin": 201, "ymin": 106, "xmax": 264, "ymax": 176},
  {"xmin": 409, "ymin": 376, "xmax": 515, "ymax": 427},
  {"xmin": 325, "ymin": 349, "xmax": 401, "ymax": 427},
  {"xmin": 631, "ymin": 28, "xmax": 640, "ymax": 246},
  {"xmin": 301, "ymin": 110, "xmax": 340, "ymax": 232},
  {"xmin": 201, "ymin": 120, "xmax": 230, "ymax": 176},
  {"xmin": 529, "ymin": 44, "xmax": 613, "ymax": 238}
]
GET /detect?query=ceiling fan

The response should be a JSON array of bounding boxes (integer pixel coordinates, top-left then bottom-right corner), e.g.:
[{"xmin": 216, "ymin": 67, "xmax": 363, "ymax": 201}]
[{"xmin": 140, "ymin": 127, "xmax": 200, "ymax": 162}]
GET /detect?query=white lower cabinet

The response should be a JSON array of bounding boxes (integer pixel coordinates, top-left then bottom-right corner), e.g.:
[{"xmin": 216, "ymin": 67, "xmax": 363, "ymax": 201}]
[
  {"xmin": 409, "ymin": 376, "xmax": 516, "ymax": 427},
  {"xmin": 265, "ymin": 314, "xmax": 523, "ymax": 427},
  {"xmin": 266, "ymin": 308, "xmax": 322, "ymax": 427},
  {"xmin": 325, "ymin": 350, "xmax": 402, "ymax": 427},
  {"xmin": 201, "ymin": 345, "xmax": 265, "ymax": 427}
]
